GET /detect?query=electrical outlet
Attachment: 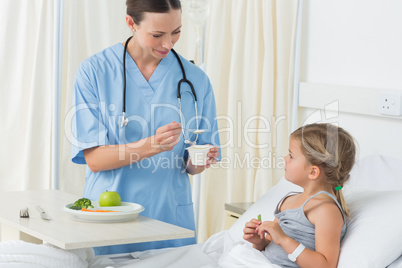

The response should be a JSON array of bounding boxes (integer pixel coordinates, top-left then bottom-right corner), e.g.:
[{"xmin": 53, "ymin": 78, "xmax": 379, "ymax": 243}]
[{"xmin": 377, "ymin": 91, "xmax": 402, "ymax": 116}]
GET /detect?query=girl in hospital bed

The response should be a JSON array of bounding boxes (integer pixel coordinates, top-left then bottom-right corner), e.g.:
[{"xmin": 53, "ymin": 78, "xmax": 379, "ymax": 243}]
[{"xmin": 243, "ymin": 123, "xmax": 356, "ymax": 268}]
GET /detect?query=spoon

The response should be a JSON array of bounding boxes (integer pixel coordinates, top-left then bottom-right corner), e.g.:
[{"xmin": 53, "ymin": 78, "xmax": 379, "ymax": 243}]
[{"xmin": 182, "ymin": 128, "xmax": 205, "ymax": 135}]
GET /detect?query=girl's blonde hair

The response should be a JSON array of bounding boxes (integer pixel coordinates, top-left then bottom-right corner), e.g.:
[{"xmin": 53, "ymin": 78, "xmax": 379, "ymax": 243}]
[{"xmin": 291, "ymin": 123, "xmax": 356, "ymax": 217}]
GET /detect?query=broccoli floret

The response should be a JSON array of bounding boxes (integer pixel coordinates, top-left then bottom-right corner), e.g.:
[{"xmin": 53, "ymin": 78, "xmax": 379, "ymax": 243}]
[
  {"xmin": 69, "ymin": 205, "xmax": 82, "ymax": 210},
  {"xmin": 69, "ymin": 198, "xmax": 94, "ymax": 210}
]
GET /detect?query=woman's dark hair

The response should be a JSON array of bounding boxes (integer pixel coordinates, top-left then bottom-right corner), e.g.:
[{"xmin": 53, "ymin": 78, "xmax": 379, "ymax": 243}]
[{"xmin": 126, "ymin": 0, "xmax": 182, "ymax": 25}]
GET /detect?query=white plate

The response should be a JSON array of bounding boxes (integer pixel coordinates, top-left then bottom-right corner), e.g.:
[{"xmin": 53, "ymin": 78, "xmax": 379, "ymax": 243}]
[{"xmin": 63, "ymin": 201, "xmax": 145, "ymax": 223}]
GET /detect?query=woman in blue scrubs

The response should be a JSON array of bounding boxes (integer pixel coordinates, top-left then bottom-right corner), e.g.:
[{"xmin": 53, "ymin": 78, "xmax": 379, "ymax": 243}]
[{"xmin": 71, "ymin": 0, "xmax": 221, "ymax": 255}]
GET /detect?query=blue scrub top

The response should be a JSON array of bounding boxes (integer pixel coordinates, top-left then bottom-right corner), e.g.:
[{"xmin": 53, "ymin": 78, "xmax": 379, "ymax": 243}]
[{"xmin": 71, "ymin": 43, "xmax": 221, "ymax": 255}]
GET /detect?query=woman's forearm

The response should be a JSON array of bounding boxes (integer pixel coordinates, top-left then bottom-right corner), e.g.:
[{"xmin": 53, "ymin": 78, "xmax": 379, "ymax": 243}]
[{"xmin": 83, "ymin": 137, "xmax": 161, "ymax": 173}]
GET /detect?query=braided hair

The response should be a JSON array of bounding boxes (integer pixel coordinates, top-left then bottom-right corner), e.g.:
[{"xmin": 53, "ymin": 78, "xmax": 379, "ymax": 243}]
[{"xmin": 291, "ymin": 123, "xmax": 356, "ymax": 217}]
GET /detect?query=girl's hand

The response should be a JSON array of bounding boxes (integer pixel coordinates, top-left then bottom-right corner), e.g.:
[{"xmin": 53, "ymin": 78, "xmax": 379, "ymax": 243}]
[
  {"xmin": 256, "ymin": 220, "xmax": 287, "ymax": 245},
  {"xmin": 243, "ymin": 219, "xmax": 269, "ymax": 250},
  {"xmin": 152, "ymin": 121, "xmax": 182, "ymax": 151}
]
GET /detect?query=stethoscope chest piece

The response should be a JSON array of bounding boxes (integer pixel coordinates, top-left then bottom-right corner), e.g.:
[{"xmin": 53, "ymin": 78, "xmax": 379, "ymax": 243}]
[{"xmin": 120, "ymin": 112, "xmax": 129, "ymax": 128}]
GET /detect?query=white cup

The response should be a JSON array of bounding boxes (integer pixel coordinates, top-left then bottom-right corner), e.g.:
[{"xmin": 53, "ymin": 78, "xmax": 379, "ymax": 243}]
[{"xmin": 186, "ymin": 145, "xmax": 214, "ymax": 166}]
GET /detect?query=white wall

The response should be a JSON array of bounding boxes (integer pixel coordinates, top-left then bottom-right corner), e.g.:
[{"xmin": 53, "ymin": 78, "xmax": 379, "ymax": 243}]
[{"xmin": 299, "ymin": 0, "xmax": 402, "ymax": 160}]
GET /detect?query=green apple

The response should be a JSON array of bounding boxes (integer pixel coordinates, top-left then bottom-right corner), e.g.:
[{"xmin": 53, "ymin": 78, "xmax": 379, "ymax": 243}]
[{"xmin": 99, "ymin": 190, "xmax": 121, "ymax": 207}]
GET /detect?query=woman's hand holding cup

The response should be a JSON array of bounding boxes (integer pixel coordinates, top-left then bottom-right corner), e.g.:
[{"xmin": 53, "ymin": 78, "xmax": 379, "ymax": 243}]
[{"xmin": 187, "ymin": 145, "xmax": 219, "ymax": 168}]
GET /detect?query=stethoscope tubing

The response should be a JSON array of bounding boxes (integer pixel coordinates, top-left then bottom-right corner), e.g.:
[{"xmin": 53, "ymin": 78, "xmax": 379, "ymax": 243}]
[
  {"xmin": 121, "ymin": 36, "xmax": 200, "ymax": 144},
  {"xmin": 123, "ymin": 36, "xmax": 132, "ymax": 117}
]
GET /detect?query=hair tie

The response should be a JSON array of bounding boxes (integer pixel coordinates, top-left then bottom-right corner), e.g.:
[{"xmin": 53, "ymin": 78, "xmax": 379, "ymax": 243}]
[{"xmin": 335, "ymin": 186, "xmax": 342, "ymax": 191}]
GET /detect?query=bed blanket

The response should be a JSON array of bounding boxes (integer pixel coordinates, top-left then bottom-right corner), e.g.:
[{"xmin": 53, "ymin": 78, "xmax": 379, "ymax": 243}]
[
  {"xmin": 206, "ymin": 230, "xmax": 280, "ymax": 268},
  {"xmin": 108, "ymin": 231, "xmax": 281, "ymax": 268},
  {"xmin": 0, "ymin": 240, "xmax": 92, "ymax": 268}
]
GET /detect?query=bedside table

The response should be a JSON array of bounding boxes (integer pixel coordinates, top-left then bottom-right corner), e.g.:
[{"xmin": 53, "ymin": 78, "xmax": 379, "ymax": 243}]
[{"xmin": 224, "ymin": 202, "xmax": 253, "ymax": 229}]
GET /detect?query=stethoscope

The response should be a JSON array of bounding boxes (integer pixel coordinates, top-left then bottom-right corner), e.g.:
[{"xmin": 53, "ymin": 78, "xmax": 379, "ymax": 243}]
[{"xmin": 121, "ymin": 36, "xmax": 204, "ymax": 144}]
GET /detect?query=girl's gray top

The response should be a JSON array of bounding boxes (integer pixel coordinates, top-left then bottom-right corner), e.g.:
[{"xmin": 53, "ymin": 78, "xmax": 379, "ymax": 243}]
[{"xmin": 262, "ymin": 191, "xmax": 347, "ymax": 268}]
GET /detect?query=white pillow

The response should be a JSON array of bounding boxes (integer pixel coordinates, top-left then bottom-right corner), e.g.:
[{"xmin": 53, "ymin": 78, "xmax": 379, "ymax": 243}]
[
  {"xmin": 227, "ymin": 177, "xmax": 302, "ymax": 243},
  {"xmin": 345, "ymin": 153, "xmax": 402, "ymax": 194},
  {"xmin": 338, "ymin": 190, "xmax": 402, "ymax": 267},
  {"xmin": 388, "ymin": 254, "xmax": 402, "ymax": 268}
]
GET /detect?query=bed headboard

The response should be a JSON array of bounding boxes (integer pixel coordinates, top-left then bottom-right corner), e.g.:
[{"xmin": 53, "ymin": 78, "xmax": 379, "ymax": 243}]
[{"xmin": 297, "ymin": 82, "xmax": 402, "ymax": 161}]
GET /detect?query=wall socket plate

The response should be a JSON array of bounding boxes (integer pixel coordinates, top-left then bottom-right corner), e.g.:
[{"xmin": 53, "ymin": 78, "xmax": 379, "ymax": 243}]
[{"xmin": 377, "ymin": 91, "xmax": 402, "ymax": 116}]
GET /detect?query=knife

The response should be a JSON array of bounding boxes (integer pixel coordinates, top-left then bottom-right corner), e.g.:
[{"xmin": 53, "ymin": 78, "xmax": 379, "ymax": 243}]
[{"xmin": 36, "ymin": 205, "xmax": 51, "ymax": 220}]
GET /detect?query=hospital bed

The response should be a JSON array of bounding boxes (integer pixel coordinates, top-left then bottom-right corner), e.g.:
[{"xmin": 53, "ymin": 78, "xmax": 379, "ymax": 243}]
[{"xmin": 1, "ymin": 153, "xmax": 402, "ymax": 267}]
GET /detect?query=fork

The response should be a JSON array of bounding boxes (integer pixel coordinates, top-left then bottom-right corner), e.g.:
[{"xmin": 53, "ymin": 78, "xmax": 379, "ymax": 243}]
[{"xmin": 20, "ymin": 207, "xmax": 29, "ymax": 218}]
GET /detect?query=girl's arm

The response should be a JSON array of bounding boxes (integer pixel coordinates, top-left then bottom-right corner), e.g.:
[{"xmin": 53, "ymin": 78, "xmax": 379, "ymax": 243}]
[
  {"xmin": 83, "ymin": 122, "xmax": 182, "ymax": 172},
  {"xmin": 295, "ymin": 202, "xmax": 344, "ymax": 268},
  {"xmin": 258, "ymin": 202, "xmax": 344, "ymax": 268}
]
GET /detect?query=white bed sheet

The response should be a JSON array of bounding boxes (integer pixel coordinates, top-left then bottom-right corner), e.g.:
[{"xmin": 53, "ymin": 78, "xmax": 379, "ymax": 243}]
[
  {"xmin": 89, "ymin": 230, "xmax": 281, "ymax": 268},
  {"xmin": 89, "ymin": 153, "xmax": 402, "ymax": 268},
  {"xmin": 0, "ymin": 240, "xmax": 92, "ymax": 268},
  {"xmin": 90, "ymin": 229, "xmax": 402, "ymax": 268},
  {"xmin": 88, "ymin": 244, "xmax": 215, "ymax": 268},
  {"xmin": 388, "ymin": 255, "xmax": 402, "ymax": 268}
]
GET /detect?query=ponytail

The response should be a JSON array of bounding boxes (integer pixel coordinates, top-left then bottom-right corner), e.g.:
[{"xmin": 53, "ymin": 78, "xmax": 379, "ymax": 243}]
[{"xmin": 335, "ymin": 189, "xmax": 350, "ymax": 218}]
